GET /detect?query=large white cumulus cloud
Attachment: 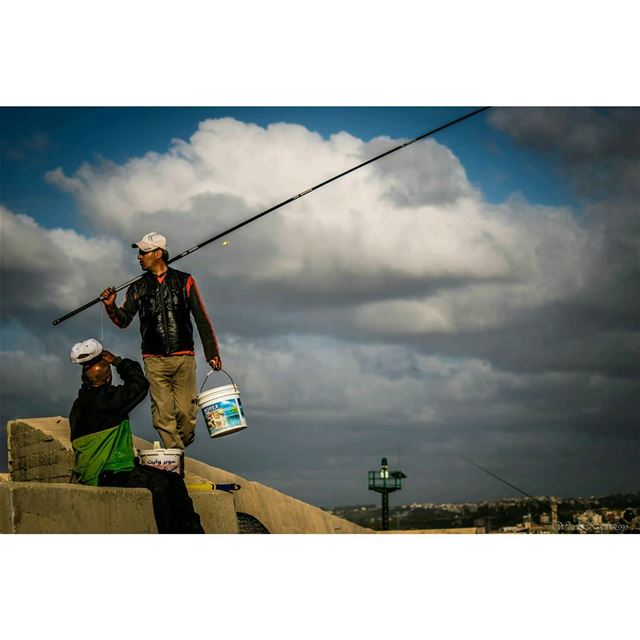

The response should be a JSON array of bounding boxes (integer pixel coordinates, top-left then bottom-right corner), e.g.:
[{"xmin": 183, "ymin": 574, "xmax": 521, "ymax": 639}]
[{"xmin": 46, "ymin": 119, "xmax": 368, "ymax": 223}]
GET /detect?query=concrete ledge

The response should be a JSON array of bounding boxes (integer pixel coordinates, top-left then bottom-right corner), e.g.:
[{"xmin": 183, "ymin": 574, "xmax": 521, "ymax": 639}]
[
  {"xmin": 8, "ymin": 419, "xmax": 74, "ymax": 483},
  {"xmin": 183, "ymin": 457, "xmax": 372, "ymax": 534},
  {"xmin": 6, "ymin": 417, "xmax": 373, "ymax": 534},
  {"xmin": 0, "ymin": 481, "xmax": 157, "ymax": 533},
  {"xmin": 190, "ymin": 490, "xmax": 239, "ymax": 534},
  {"xmin": 0, "ymin": 483, "xmax": 11, "ymax": 532},
  {"xmin": 0, "ymin": 481, "xmax": 244, "ymax": 534}
]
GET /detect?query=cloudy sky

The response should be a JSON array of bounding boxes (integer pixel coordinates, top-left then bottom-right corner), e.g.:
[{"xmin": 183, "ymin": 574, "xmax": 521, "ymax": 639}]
[{"xmin": 1, "ymin": 107, "xmax": 638, "ymax": 507}]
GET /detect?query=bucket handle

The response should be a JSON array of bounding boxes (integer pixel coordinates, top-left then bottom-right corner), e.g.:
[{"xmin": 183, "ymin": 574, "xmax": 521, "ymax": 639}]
[{"xmin": 200, "ymin": 368, "xmax": 237, "ymax": 394}]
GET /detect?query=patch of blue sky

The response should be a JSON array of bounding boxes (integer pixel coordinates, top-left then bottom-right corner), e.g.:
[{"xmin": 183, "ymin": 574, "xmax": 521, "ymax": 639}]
[{"xmin": 0, "ymin": 107, "xmax": 579, "ymax": 233}]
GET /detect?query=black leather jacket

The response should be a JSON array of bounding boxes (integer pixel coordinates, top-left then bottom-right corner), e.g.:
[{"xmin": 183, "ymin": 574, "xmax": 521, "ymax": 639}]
[{"xmin": 108, "ymin": 268, "xmax": 219, "ymax": 361}]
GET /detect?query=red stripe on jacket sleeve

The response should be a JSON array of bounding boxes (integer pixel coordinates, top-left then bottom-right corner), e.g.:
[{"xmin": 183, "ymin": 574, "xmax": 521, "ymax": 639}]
[
  {"xmin": 192, "ymin": 278, "xmax": 215, "ymax": 337},
  {"xmin": 189, "ymin": 276, "xmax": 219, "ymax": 359}
]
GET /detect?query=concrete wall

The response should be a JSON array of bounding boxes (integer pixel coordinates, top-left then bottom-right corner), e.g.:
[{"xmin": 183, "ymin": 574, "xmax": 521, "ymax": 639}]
[
  {"xmin": 0, "ymin": 481, "xmax": 239, "ymax": 534},
  {"xmin": 0, "ymin": 481, "xmax": 158, "ymax": 533},
  {"xmin": 5, "ymin": 417, "xmax": 372, "ymax": 534},
  {"xmin": 7, "ymin": 418, "xmax": 74, "ymax": 483},
  {"xmin": 0, "ymin": 480, "xmax": 11, "ymax": 532},
  {"xmin": 183, "ymin": 457, "xmax": 372, "ymax": 534},
  {"xmin": 190, "ymin": 491, "xmax": 238, "ymax": 534}
]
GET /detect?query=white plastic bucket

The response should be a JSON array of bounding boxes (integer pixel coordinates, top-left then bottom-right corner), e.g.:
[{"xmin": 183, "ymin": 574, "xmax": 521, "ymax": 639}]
[
  {"xmin": 138, "ymin": 447, "xmax": 183, "ymax": 474},
  {"xmin": 197, "ymin": 369, "xmax": 248, "ymax": 438}
]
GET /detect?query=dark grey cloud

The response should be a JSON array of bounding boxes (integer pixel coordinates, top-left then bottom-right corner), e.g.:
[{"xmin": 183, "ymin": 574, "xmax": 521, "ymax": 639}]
[
  {"xmin": 485, "ymin": 108, "xmax": 639, "ymax": 374},
  {"xmin": 488, "ymin": 108, "xmax": 640, "ymax": 163},
  {"xmin": 489, "ymin": 107, "xmax": 640, "ymax": 201}
]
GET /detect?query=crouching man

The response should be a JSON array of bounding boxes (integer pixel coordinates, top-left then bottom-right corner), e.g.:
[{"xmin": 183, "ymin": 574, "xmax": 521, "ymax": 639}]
[{"xmin": 68, "ymin": 339, "xmax": 204, "ymax": 534}]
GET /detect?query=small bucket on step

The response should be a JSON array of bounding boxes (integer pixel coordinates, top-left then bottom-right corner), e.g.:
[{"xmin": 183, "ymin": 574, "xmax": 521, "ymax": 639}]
[{"xmin": 138, "ymin": 442, "xmax": 184, "ymax": 475}]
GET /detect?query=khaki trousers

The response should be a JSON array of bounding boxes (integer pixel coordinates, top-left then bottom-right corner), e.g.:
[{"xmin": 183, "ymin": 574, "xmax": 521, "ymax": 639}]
[{"xmin": 144, "ymin": 355, "xmax": 198, "ymax": 450}]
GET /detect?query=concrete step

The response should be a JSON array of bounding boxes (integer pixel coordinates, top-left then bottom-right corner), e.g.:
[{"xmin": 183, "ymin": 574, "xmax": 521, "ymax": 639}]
[
  {"xmin": 0, "ymin": 480, "xmax": 238, "ymax": 534},
  {"xmin": 5, "ymin": 417, "xmax": 373, "ymax": 534}
]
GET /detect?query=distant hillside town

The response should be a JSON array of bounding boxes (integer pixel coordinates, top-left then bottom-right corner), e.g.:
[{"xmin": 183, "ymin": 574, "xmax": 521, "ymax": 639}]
[{"xmin": 324, "ymin": 492, "xmax": 640, "ymax": 533}]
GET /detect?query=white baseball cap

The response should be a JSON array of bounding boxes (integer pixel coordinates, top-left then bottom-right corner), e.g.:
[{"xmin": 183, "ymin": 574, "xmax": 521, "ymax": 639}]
[
  {"xmin": 131, "ymin": 232, "xmax": 167, "ymax": 252},
  {"xmin": 70, "ymin": 338, "xmax": 103, "ymax": 365}
]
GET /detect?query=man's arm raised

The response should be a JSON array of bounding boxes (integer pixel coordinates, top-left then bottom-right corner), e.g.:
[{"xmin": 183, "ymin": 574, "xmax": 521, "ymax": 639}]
[{"xmin": 101, "ymin": 286, "xmax": 137, "ymax": 328}]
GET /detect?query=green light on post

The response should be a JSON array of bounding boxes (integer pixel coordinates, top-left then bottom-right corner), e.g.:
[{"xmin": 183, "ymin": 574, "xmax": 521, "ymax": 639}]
[{"xmin": 368, "ymin": 457, "xmax": 407, "ymax": 530}]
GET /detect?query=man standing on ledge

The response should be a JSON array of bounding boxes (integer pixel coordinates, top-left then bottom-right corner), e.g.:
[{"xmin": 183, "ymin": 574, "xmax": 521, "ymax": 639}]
[{"xmin": 101, "ymin": 232, "xmax": 222, "ymax": 450}]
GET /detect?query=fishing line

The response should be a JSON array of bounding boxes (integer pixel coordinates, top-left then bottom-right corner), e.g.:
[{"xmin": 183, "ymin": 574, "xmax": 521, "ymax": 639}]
[
  {"xmin": 459, "ymin": 454, "xmax": 548, "ymax": 508},
  {"xmin": 52, "ymin": 107, "xmax": 490, "ymax": 326},
  {"xmin": 458, "ymin": 454, "xmax": 555, "ymax": 512},
  {"xmin": 100, "ymin": 301, "xmax": 104, "ymax": 342}
]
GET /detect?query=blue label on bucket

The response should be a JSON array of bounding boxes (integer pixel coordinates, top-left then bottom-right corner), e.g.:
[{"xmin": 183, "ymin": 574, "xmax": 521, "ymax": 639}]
[{"xmin": 203, "ymin": 397, "xmax": 246, "ymax": 433}]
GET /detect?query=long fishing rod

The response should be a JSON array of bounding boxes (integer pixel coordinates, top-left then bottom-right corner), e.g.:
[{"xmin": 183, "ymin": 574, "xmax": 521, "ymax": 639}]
[
  {"xmin": 459, "ymin": 455, "xmax": 551, "ymax": 511},
  {"xmin": 53, "ymin": 106, "xmax": 490, "ymax": 326}
]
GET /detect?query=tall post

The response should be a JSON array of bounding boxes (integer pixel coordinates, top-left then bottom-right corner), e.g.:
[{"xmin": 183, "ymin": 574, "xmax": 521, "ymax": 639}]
[
  {"xmin": 368, "ymin": 457, "xmax": 406, "ymax": 532},
  {"xmin": 382, "ymin": 491, "xmax": 389, "ymax": 531}
]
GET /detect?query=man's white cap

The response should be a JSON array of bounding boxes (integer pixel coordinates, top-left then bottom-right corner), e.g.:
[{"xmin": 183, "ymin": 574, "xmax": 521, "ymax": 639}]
[
  {"xmin": 70, "ymin": 338, "xmax": 103, "ymax": 365},
  {"xmin": 131, "ymin": 232, "xmax": 167, "ymax": 252}
]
